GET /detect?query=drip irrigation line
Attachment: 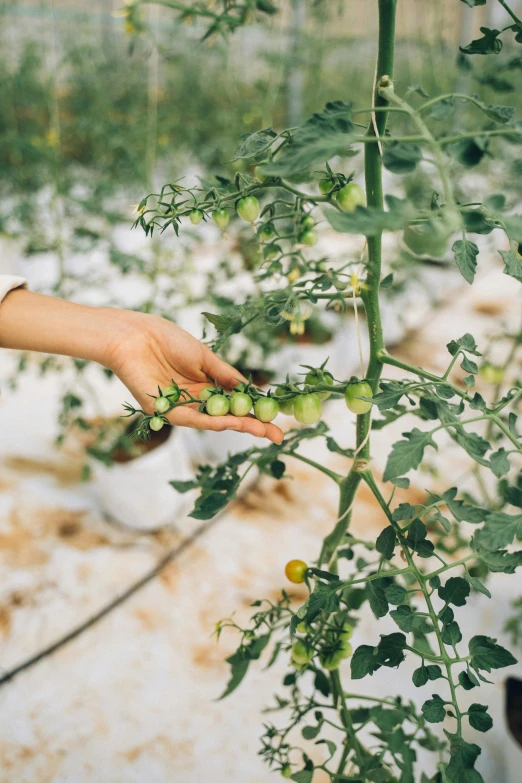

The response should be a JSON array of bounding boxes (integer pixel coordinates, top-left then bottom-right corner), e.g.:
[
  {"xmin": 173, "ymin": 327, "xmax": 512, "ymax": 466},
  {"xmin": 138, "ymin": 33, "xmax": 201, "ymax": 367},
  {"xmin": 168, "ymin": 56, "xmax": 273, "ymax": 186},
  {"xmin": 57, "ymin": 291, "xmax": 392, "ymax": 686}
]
[{"xmin": 0, "ymin": 508, "xmax": 226, "ymax": 688}]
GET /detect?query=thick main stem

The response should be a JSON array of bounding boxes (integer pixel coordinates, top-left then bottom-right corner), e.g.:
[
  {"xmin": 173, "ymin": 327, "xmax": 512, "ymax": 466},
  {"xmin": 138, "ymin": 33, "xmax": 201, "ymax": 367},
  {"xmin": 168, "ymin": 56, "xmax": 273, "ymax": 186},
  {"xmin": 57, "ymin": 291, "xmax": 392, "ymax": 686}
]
[{"xmin": 319, "ymin": 0, "xmax": 396, "ymax": 566}]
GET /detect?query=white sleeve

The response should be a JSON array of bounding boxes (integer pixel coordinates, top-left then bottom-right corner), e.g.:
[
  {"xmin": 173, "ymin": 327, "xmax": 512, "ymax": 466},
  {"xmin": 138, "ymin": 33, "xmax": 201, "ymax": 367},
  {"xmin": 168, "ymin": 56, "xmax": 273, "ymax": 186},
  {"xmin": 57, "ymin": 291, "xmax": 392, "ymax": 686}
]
[{"xmin": 0, "ymin": 275, "xmax": 28, "ymax": 304}]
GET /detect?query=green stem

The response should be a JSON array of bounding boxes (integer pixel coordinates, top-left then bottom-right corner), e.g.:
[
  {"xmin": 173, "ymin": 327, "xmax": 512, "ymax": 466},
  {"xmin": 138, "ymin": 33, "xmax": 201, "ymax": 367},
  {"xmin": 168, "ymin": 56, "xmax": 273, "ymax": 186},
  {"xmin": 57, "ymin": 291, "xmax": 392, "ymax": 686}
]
[
  {"xmin": 320, "ymin": 0, "xmax": 397, "ymax": 567},
  {"xmin": 288, "ymin": 452, "xmax": 342, "ymax": 484}
]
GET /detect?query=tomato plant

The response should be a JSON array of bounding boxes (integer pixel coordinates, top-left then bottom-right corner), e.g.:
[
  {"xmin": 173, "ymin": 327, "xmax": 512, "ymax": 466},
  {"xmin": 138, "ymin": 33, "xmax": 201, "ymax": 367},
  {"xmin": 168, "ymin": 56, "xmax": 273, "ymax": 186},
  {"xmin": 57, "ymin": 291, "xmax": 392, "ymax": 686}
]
[{"xmin": 129, "ymin": 1, "xmax": 522, "ymax": 780}]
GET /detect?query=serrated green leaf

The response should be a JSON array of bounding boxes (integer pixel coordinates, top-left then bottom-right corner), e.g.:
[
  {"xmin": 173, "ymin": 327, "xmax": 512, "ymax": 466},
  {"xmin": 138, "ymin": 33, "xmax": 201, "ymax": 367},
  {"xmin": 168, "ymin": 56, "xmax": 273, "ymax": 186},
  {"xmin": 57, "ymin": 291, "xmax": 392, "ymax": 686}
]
[
  {"xmin": 444, "ymin": 733, "xmax": 484, "ymax": 783},
  {"xmin": 474, "ymin": 511, "xmax": 522, "ymax": 551},
  {"xmin": 468, "ymin": 703, "xmax": 493, "ymax": 732},
  {"xmin": 452, "ymin": 239, "xmax": 479, "ymax": 283},
  {"xmin": 232, "ymin": 127, "xmax": 277, "ymax": 161},
  {"xmin": 262, "ymin": 102, "xmax": 355, "ymax": 178},
  {"xmin": 490, "ymin": 448, "xmax": 510, "ymax": 478},
  {"xmin": 412, "ymin": 664, "xmax": 443, "ymax": 687},
  {"xmin": 422, "ymin": 694, "xmax": 446, "ymax": 723},
  {"xmin": 500, "ymin": 246, "xmax": 522, "ymax": 282},
  {"xmin": 376, "ymin": 526, "xmax": 396, "ymax": 560},
  {"xmin": 325, "ymin": 205, "xmax": 406, "ymax": 237},
  {"xmin": 382, "ymin": 142, "xmax": 422, "ymax": 173},
  {"xmin": 439, "ymin": 577, "xmax": 471, "ymax": 607},
  {"xmin": 469, "ymin": 635, "xmax": 517, "ymax": 672},
  {"xmin": 383, "ymin": 429, "xmax": 437, "ymax": 481}
]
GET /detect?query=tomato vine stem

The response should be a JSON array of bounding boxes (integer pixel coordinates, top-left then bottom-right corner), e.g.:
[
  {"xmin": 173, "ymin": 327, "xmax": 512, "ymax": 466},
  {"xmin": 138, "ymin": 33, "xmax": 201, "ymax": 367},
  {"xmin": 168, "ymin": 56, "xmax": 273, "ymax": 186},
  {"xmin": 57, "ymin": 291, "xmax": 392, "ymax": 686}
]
[{"xmin": 320, "ymin": 0, "xmax": 396, "ymax": 569}]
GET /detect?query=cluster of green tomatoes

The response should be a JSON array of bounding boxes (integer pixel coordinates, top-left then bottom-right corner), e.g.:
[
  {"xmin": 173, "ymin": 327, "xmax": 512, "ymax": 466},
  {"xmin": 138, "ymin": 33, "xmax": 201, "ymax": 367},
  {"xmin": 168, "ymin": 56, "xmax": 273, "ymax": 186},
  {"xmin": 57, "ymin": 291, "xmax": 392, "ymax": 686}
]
[
  {"xmin": 146, "ymin": 371, "xmax": 373, "ymax": 433},
  {"xmin": 284, "ymin": 559, "xmax": 354, "ymax": 673},
  {"xmin": 186, "ymin": 180, "xmax": 366, "ymax": 251}
]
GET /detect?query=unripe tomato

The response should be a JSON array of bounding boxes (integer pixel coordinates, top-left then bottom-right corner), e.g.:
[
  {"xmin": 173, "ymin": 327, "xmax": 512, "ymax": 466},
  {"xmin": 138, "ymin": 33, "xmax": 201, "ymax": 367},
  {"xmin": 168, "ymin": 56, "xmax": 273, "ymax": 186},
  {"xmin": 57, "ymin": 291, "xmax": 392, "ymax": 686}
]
[
  {"xmin": 305, "ymin": 369, "xmax": 334, "ymax": 401},
  {"xmin": 320, "ymin": 650, "xmax": 342, "ymax": 671},
  {"xmin": 403, "ymin": 210, "xmax": 459, "ymax": 258},
  {"xmin": 291, "ymin": 639, "xmax": 314, "ymax": 665},
  {"xmin": 254, "ymin": 396, "xmax": 279, "ymax": 422},
  {"xmin": 336, "ymin": 183, "xmax": 365, "ymax": 213},
  {"xmin": 162, "ymin": 384, "xmax": 180, "ymax": 402},
  {"xmin": 319, "ymin": 179, "xmax": 332, "ymax": 195},
  {"xmin": 345, "ymin": 381, "xmax": 373, "ymax": 414},
  {"xmin": 281, "ymin": 765, "xmax": 292, "ymax": 779},
  {"xmin": 259, "ymin": 223, "xmax": 275, "ymax": 241},
  {"xmin": 301, "ymin": 214, "xmax": 315, "ymax": 229},
  {"xmin": 285, "ymin": 559, "xmax": 308, "ymax": 583},
  {"xmin": 339, "ymin": 622, "xmax": 354, "ymax": 641},
  {"xmin": 206, "ymin": 394, "xmax": 230, "ymax": 416},
  {"xmin": 299, "ymin": 229, "xmax": 318, "ymax": 247},
  {"xmin": 229, "ymin": 392, "xmax": 252, "ymax": 417},
  {"xmin": 150, "ymin": 415, "xmax": 164, "ymax": 432},
  {"xmin": 199, "ymin": 386, "xmax": 217, "ymax": 401},
  {"xmin": 154, "ymin": 396, "xmax": 171, "ymax": 414},
  {"xmin": 479, "ymin": 363, "xmax": 504, "ymax": 385},
  {"xmin": 189, "ymin": 209, "xmax": 204, "ymax": 225},
  {"xmin": 275, "ymin": 388, "xmax": 294, "ymax": 415},
  {"xmin": 296, "ymin": 620, "xmax": 312, "ymax": 634},
  {"xmin": 264, "ymin": 244, "xmax": 281, "ymax": 261},
  {"xmin": 254, "ymin": 166, "xmax": 267, "ymax": 183},
  {"xmin": 338, "ymin": 641, "xmax": 353, "ymax": 659},
  {"xmin": 293, "ymin": 393, "xmax": 322, "ymax": 425},
  {"xmin": 236, "ymin": 196, "xmax": 260, "ymax": 223},
  {"xmin": 212, "ymin": 208, "xmax": 229, "ymax": 229}
]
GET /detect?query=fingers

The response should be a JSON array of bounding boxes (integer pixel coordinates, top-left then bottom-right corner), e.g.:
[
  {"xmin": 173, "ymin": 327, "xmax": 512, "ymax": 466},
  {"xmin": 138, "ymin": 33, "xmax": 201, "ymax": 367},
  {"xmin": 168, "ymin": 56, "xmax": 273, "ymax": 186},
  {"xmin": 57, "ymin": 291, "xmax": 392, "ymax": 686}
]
[
  {"xmin": 168, "ymin": 406, "xmax": 284, "ymax": 444},
  {"xmin": 201, "ymin": 348, "xmax": 248, "ymax": 390}
]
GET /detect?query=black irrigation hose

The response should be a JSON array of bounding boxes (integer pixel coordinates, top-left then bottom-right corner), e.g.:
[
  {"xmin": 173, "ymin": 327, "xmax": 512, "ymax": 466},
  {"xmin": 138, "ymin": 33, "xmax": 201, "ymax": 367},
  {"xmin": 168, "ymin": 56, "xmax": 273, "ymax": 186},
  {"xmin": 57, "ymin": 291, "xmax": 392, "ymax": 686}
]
[{"xmin": 0, "ymin": 512, "xmax": 224, "ymax": 688}]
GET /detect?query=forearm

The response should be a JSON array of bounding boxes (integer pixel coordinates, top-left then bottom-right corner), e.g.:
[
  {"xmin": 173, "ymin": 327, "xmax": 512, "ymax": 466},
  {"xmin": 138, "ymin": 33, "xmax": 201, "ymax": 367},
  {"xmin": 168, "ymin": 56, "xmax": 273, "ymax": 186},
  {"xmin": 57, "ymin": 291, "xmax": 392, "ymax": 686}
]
[{"xmin": 0, "ymin": 288, "xmax": 127, "ymax": 366}]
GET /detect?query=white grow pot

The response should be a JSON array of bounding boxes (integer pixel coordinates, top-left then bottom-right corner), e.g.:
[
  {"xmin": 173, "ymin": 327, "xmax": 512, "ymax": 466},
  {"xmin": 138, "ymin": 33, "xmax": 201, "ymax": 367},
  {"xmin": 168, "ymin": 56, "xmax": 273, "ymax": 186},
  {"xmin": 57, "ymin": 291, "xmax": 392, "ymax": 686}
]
[{"xmin": 90, "ymin": 427, "xmax": 194, "ymax": 531}]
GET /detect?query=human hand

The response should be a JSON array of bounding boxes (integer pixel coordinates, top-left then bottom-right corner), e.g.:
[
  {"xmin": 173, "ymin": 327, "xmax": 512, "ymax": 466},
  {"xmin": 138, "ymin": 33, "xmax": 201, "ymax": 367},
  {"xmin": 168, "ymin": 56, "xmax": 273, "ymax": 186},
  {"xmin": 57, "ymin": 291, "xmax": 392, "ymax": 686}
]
[{"xmin": 104, "ymin": 311, "xmax": 284, "ymax": 444}]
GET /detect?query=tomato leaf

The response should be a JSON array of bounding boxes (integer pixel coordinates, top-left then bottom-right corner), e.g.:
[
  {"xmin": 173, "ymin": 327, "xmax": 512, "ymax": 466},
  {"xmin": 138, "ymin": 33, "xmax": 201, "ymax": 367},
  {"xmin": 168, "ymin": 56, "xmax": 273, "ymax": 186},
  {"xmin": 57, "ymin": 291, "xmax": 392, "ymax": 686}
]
[
  {"xmin": 460, "ymin": 26, "xmax": 503, "ymax": 56},
  {"xmin": 383, "ymin": 429, "xmax": 437, "ymax": 481},
  {"xmin": 452, "ymin": 239, "xmax": 479, "ymax": 283},
  {"xmin": 468, "ymin": 703, "xmax": 493, "ymax": 732},
  {"xmin": 469, "ymin": 635, "xmax": 517, "ymax": 672},
  {"xmin": 375, "ymin": 526, "xmax": 396, "ymax": 560},
  {"xmin": 262, "ymin": 102, "xmax": 356, "ymax": 178},
  {"xmin": 444, "ymin": 733, "xmax": 484, "ymax": 783},
  {"xmin": 422, "ymin": 694, "xmax": 446, "ymax": 723},
  {"xmin": 438, "ymin": 576, "xmax": 470, "ymax": 606},
  {"xmin": 500, "ymin": 246, "xmax": 522, "ymax": 282}
]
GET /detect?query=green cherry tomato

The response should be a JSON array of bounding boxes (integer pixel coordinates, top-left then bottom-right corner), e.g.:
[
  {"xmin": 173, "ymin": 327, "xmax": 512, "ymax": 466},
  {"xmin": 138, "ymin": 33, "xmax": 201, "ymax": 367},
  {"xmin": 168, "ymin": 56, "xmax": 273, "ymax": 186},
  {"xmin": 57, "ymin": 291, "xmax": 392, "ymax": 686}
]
[
  {"xmin": 339, "ymin": 622, "xmax": 354, "ymax": 641},
  {"xmin": 199, "ymin": 386, "xmax": 217, "ymax": 401},
  {"xmin": 479, "ymin": 363, "xmax": 504, "ymax": 385},
  {"xmin": 154, "ymin": 396, "xmax": 171, "ymax": 414},
  {"xmin": 301, "ymin": 214, "xmax": 315, "ymax": 229},
  {"xmin": 403, "ymin": 210, "xmax": 459, "ymax": 258},
  {"xmin": 299, "ymin": 229, "xmax": 318, "ymax": 247},
  {"xmin": 336, "ymin": 182, "xmax": 365, "ymax": 213},
  {"xmin": 285, "ymin": 559, "xmax": 308, "ymax": 584},
  {"xmin": 236, "ymin": 196, "xmax": 260, "ymax": 223},
  {"xmin": 212, "ymin": 208, "xmax": 230, "ymax": 229},
  {"xmin": 319, "ymin": 178, "xmax": 332, "ymax": 195},
  {"xmin": 259, "ymin": 223, "xmax": 275, "ymax": 241},
  {"xmin": 338, "ymin": 641, "xmax": 353, "ymax": 660},
  {"xmin": 291, "ymin": 640, "xmax": 314, "ymax": 665},
  {"xmin": 189, "ymin": 209, "xmax": 204, "ymax": 225},
  {"xmin": 162, "ymin": 384, "xmax": 180, "ymax": 402},
  {"xmin": 296, "ymin": 621, "xmax": 312, "ymax": 634},
  {"xmin": 206, "ymin": 394, "xmax": 230, "ymax": 417},
  {"xmin": 254, "ymin": 396, "xmax": 279, "ymax": 422},
  {"xmin": 345, "ymin": 381, "xmax": 373, "ymax": 414},
  {"xmin": 305, "ymin": 369, "xmax": 334, "ymax": 401},
  {"xmin": 281, "ymin": 765, "xmax": 292, "ymax": 779},
  {"xmin": 254, "ymin": 166, "xmax": 267, "ymax": 183},
  {"xmin": 264, "ymin": 243, "xmax": 281, "ymax": 261},
  {"xmin": 229, "ymin": 392, "xmax": 253, "ymax": 417},
  {"xmin": 275, "ymin": 388, "xmax": 294, "ymax": 416},
  {"xmin": 320, "ymin": 650, "xmax": 342, "ymax": 671},
  {"xmin": 150, "ymin": 415, "xmax": 165, "ymax": 432},
  {"xmin": 293, "ymin": 393, "xmax": 322, "ymax": 425}
]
